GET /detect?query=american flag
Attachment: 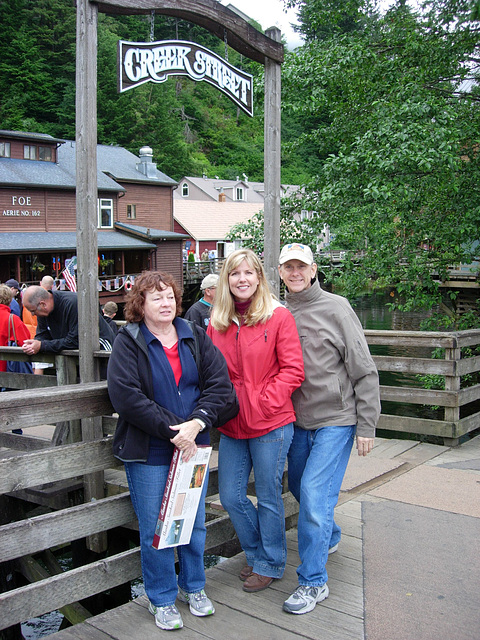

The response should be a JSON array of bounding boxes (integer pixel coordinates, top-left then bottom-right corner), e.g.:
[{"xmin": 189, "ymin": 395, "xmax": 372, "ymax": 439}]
[{"xmin": 62, "ymin": 257, "xmax": 77, "ymax": 292}]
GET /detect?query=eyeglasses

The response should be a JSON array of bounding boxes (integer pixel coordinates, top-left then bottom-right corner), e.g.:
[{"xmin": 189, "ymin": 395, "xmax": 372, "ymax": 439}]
[{"xmin": 26, "ymin": 301, "xmax": 44, "ymax": 316}]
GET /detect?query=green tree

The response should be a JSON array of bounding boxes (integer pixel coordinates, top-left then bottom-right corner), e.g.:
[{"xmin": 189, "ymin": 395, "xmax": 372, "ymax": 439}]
[{"xmin": 232, "ymin": 0, "xmax": 480, "ymax": 316}]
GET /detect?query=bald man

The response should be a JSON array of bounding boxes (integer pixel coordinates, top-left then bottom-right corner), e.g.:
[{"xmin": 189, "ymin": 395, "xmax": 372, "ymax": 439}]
[{"xmin": 22, "ymin": 286, "xmax": 115, "ymax": 356}]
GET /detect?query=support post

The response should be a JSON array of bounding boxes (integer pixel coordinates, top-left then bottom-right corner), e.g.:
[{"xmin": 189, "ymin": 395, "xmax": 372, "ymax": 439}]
[
  {"xmin": 76, "ymin": 0, "xmax": 106, "ymax": 552},
  {"xmin": 263, "ymin": 27, "xmax": 282, "ymax": 298},
  {"xmin": 443, "ymin": 345, "xmax": 461, "ymax": 447},
  {"xmin": 76, "ymin": 0, "xmax": 99, "ymax": 385}
]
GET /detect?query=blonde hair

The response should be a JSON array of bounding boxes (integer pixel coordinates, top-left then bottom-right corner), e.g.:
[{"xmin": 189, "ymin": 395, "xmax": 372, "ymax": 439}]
[
  {"xmin": 210, "ymin": 249, "xmax": 274, "ymax": 332},
  {"xmin": 0, "ymin": 284, "xmax": 13, "ymax": 306}
]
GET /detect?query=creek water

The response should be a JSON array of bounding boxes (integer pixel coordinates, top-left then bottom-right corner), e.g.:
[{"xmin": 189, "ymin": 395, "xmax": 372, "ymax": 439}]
[{"xmin": 18, "ymin": 291, "xmax": 443, "ymax": 638}]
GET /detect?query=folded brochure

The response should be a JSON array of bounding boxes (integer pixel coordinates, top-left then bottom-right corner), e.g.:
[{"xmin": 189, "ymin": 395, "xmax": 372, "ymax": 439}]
[{"xmin": 152, "ymin": 445, "xmax": 212, "ymax": 549}]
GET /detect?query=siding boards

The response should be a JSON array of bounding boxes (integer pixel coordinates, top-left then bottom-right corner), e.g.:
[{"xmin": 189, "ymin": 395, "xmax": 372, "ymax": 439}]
[
  {"xmin": 45, "ymin": 190, "xmax": 77, "ymax": 231},
  {"xmin": 116, "ymin": 183, "xmax": 173, "ymax": 230},
  {"xmin": 0, "ymin": 189, "xmax": 48, "ymax": 232}
]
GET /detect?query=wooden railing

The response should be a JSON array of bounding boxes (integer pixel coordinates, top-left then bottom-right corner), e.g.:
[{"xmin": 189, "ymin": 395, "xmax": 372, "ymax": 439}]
[
  {"xmin": 367, "ymin": 329, "xmax": 480, "ymax": 446},
  {"xmin": 0, "ymin": 374, "xmax": 296, "ymax": 633},
  {"xmin": 183, "ymin": 258, "xmax": 225, "ymax": 282},
  {"xmin": 0, "ymin": 328, "xmax": 479, "ymax": 631}
]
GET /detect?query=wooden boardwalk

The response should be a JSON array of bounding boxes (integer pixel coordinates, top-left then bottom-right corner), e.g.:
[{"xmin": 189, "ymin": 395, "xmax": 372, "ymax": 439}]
[
  {"xmin": 47, "ymin": 501, "xmax": 363, "ymax": 640},
  {"xmin": 35, "ymin": 434, "xmax": 480, "ymax": 639}
]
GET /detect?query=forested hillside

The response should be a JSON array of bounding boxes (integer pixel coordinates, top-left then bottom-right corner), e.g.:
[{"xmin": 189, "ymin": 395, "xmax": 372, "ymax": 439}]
[{"xmin": 0, "ymin": 0, "xmax": 310, "ymax": 183}]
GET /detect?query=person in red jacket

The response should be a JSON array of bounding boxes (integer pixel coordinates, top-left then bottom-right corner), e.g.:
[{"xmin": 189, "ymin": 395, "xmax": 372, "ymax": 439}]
[
  {"xmin": 0, "ymin": 284, "xmax": 30, "ymax": 373},
  {"xmin": 207, "ymin": 249, "xmax": 304, "ymax": 593}
]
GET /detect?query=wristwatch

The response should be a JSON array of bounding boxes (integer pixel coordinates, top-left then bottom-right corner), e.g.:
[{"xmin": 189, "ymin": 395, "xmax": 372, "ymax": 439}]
[{"xmin": 196, "ymin": 419, "xmax": 206, "ymax": 432}]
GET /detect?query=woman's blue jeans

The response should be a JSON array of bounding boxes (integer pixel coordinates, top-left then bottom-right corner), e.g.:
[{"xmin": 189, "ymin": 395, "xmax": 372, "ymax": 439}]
[
  {"xmin": 124, "ymin": 460, "xmax": 208, "ymax": 607},
  {"xmin": 218, "ymin": 423, "xmax": 293, "ymax": 578},
  {"xmin": 287, "ymin": 424, "xmax": 355, "ymax": 587}
]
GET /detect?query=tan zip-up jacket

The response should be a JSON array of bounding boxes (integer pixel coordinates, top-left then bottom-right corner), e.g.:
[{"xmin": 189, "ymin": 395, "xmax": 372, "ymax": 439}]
[{"xmin": 285, "ymin": 280, "xmax": 380, "ymax": 438}]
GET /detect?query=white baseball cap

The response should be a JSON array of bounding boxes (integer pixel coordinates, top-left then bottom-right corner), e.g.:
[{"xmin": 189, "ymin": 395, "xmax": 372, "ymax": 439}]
[
  {"xmin": 278, "ymin": 243, "xmax": 314, "ymax": 265},
  {"xmin": 201, "ymin": 273, "xmax": 219, "ymax": 290}
]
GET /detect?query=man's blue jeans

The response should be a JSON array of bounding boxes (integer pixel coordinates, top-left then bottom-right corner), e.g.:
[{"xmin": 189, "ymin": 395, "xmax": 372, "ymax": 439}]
[
  {"xmin": 287, "ymin": 424, "xmax": 355, "ymax": 587},
  {"xmin": 125, "ymin": 460, "xmax": 208, "ymax": 607},
  {"xmin": 218, "ymin": 423, "xmax": 293, "ymax": 578}
]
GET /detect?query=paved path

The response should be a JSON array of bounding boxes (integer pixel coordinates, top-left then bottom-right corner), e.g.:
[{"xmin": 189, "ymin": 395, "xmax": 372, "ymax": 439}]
[{"xmin": 46, "ymin": 434, "xmax": 480, "ymax": 640}]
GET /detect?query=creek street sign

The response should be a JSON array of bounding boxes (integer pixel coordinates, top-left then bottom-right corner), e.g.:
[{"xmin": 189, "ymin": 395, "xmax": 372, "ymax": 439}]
[{"xmin": 118, "ymin": 39, "xmax": 254, "ymax": 116}]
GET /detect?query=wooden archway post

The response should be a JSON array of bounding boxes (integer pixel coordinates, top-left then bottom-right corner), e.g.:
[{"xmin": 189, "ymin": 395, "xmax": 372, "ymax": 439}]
[
  {"xmin": 75, "ymin": 1, "xmax": 284, "ymax": 550},
  {"xmin": 76, "ymin": 0, "xmax": 106, "ymax": 553},
  {"xmin": 263, "ymin": 27, "xmax": 282, "ymax": 298}
]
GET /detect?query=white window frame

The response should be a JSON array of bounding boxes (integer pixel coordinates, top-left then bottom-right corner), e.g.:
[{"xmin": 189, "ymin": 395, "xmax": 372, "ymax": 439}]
[
  {"xmin": 127, "ymin": 204, "xmax": 137, "ymax": 219},
  {"xmin": 24, "ymin": 145, "xmax": 36, "ymax": 160},
  {"xmin": 98, "ymin": 198, "xmax": 113, "ymax": 229},
  {"xmin": 182, "ymin": 182, "xmax": 189, "ymax": 197},
  {"xmin": 235, "ymin": 187, "xmax": 244, "ymax": 201},
  {"xmin": 0, "ymin": 142, "xmax": 11, "ymax": 158}
]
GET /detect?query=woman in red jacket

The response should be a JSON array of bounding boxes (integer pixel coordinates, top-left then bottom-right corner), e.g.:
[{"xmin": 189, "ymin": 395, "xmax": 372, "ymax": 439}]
[
  {"xmin": 207, "ymin": 249, "xmax": 304, "ymax": 593},
  {"xmin": 0, "ymin": 284, "xmax": 30, "ymax": 373}
]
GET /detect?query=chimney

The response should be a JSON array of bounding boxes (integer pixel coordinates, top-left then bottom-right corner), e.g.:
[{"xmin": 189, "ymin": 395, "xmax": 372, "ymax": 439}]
[
  {"xmin": 136, "ymin": 146, "xmax": 158, "ymax": 178},
  {"xmin": 219, "ymin": 192, "xmax": 226, "ymax": 202}
]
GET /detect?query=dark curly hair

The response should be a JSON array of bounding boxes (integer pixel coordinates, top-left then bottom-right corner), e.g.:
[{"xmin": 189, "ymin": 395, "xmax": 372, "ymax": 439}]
[{"xmin": 124, "ymin": 271, "xmax": 182, "ymax": 323}]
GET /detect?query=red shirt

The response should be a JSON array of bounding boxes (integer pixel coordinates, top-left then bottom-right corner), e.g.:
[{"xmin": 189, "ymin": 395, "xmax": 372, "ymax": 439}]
[{"xmin": 0, "ymin": 304, "xmax": 31, "ymax": 372}]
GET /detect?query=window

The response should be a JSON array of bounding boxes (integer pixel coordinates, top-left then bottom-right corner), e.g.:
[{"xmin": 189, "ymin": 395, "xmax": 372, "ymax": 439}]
[
  {"xmin": 38, "ymin": 146, "xmax": 52, "ymax": 161},
  {"xmin": 0, "ymin": 143, "xmax": 10, "ymax": 158},
  {"xmin": 236, "ymin": 187, "xmax": 244, "ymax": 201},
  {"xmin": 127, "ymin": 204, "xmax": 137, "ymax": 219},
  {"xmin": 24, "ymin": 145, "xmax": 36, "ymax": 160},
  {"xmin": 98, "ymin": 199, "xmax": 113, "ymax": 228},
  {"xmin": 182, "ymin": 182, "xmax": 189, "ymax": 197}
]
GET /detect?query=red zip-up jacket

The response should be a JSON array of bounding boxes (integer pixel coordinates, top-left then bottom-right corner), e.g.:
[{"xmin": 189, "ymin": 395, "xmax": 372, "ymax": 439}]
[{"xmin": 207, "ymin": 303, "xmax": 304, "ymax": 439}]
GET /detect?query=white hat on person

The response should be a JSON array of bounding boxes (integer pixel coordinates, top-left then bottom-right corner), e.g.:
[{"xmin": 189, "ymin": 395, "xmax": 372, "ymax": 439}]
[
  {"xmin": 278, "ymin": 243, "xmax": 314, "ymax": 265},
  {"xmin": 201, "ymin": 274, "xmax": 219, "ymax": 290}
]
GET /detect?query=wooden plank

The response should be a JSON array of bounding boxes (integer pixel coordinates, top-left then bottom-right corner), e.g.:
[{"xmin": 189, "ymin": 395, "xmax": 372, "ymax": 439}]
[
  {"xmin": 206, "ymin": 569, "xmax": 362, "ymax": 640},
  {"xmin": 95, "ymin": 0, "xmax": 285, "ymax": 64},
  {"xmin": 365, "ymin": 330, "xmax": 458, "ymax": 348},
  {"xmin": 457, "ymin": 411, "xmax": 480, "ymax": 436},
  {"xmin": 0, "ymin": 493, "xmax": 135, "ymax": 563},
  {"xmin": 0, "ymin": 437, "xmax": 120, "ymax": 495},
  {"xmin": 0, "ymin": 382, "xmax": 113, "ymax": 431},
  {"xmin": 372, "ymin": 355, "xmax": 456, "ymax": 375},
  {"xmin": 458, "ymin": 382, "xmax": 480, "ymax": 406},
  {"xmin": 17, "ymin": 554, "xmax": 93, "ymax": 626},
  {"xmin": 0, "ymin": 431, "xmax": 53, "ymax": 451},
  {"xmin": 380, "ymin": 384, "xmax": 458, "ymax": 406},
  {"xmin": 0, "ymin": 371, "xmax": 57, "ymax": 389},
  {"xmin": 378, "ymin": 414, "xmax": 456, "ymax": 438},
  {"xmin": 41, "ymin": 624, "xmax": 111, "ymax": 640},
  {"xmin": 0, "ymin": 549, "xmax": 141, "ymax": 631}
]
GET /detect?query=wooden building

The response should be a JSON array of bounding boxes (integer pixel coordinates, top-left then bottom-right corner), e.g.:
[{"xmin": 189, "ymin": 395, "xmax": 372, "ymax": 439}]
[{"xmin": 0, "ymin": 130, "xmax": 187, "ymax": 302}]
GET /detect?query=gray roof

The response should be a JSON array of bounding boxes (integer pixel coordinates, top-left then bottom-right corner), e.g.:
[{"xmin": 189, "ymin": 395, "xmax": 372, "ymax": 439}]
[
  {"xmin": 0, "ymin": 231, "xmax": 156, "ymax": 253},
  {"xmin": 0, "ymin": 134, "xmax": 177, "ymax": 190},
  {"xmin": 115, "ymin": 222, "xmax": 188, "ymax": 241},
  {"xmin": 96, "ymin": 144, "xmax": 177, "ymax": 186}
]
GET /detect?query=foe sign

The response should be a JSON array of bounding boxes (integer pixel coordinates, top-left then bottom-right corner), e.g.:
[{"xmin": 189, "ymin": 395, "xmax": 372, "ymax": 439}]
[{"xmin": 118, "ymin": 40, "xmax": 254, "ymax": 117}]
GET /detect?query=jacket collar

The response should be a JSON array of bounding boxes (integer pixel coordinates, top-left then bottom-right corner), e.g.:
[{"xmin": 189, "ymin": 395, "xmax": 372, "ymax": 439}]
[{"xmin": 285, "ymin": 278, "xmax": 322, "ymax": 309}]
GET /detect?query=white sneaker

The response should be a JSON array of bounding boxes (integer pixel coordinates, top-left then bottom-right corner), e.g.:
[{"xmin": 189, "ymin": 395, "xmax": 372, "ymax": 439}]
[
  {"xmin": 283, "ymin": 584, "xmax": 329, "ymax": 614},
  {"xmin": 328, "ymin": 543, "xmax": 339, "ymax": 554},
  {"xmin": 178, "ymin": 587, "xmax": 215, "ymax": 617},
  {"xmin": 148, "ymin": 601, "xmax": 183, "ymax": 630}
]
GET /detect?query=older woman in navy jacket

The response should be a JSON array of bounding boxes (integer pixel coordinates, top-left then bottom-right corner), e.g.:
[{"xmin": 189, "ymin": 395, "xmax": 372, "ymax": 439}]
[{"xmin": 108, "ymin": 271, "xmax": 233, "ymax": 632}]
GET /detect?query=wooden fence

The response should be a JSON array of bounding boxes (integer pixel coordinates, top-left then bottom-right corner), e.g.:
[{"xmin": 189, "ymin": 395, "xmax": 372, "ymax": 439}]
[{"xmin": 0, "ymin": 327, "xmax": 479, "ymax": 632}]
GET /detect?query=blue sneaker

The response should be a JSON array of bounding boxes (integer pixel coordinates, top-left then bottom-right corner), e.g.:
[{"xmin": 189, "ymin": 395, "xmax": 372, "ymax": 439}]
[
  {"xmin": 178, "ymin": 587, "xmax": 215, "ymax": 617},
  {"xmin": 148, "ymin": 601, "xmax": 183, "ymax": 630}
]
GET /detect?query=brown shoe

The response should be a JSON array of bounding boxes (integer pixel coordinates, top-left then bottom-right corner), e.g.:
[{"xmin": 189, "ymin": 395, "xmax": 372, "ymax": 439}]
[
  {"xmin": 242, "ymin": 573, "xmax": 273, "ymax": 592},
  {"xmin": 239, "ymin": 565, "xmax": 253, "ymax": 581}
]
